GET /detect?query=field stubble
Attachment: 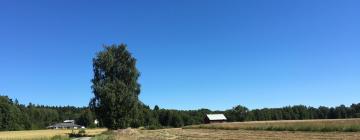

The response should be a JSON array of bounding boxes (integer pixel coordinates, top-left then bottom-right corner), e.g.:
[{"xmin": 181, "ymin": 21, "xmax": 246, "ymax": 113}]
[
  {"xmin": 113, "ymin": 128, "xmax": 360, "ymax": 140},
  {"xmin": 185, "ymin": 118, "xmax": 360, "ymax": 132},
  {"xmin": 113, "ymin": 119, "xmax": 360, "ymax": 140}
]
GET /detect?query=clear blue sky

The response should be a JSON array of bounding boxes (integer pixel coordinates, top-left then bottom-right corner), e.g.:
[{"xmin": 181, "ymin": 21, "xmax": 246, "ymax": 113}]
[{"xmin": 0, "ymin": 0, "xmax": 359, "ymax": 110}]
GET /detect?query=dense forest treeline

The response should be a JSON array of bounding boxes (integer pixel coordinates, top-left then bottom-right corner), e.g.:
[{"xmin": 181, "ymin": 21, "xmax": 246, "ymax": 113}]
[
  {"xmin": 1, "ymin": 95, "xmax": 360, "ymax": 131},
  {"xmin": 146, "ymin": 103, "xmax": 360, "ymax": 128},
  {"xmin": 0, "ymin": 95, "xmax": 95, "ymax": 131}
]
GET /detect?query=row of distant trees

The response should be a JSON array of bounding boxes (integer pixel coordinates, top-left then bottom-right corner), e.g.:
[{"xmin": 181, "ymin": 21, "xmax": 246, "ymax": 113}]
[
  {"xmin": 126, "ymin": 103, "xmax": 360, "ymax": 129},
  {"xmin": 103, "ymin": 103, "xmax": 360, "ymax": 129},
  {"xmin": 2, "ymin": 94, "xmax": 360, "ymax": 131},
  {"xmin": 225, "ymin": 104, "xmax": 360, "ymax": 122},
  {"xmin": 0, "ymin": 93, "xmax": 360, "ymax": 131},
  {"xmin": 0, "ymin": 95, "xmax": 95, "ymax": 131}
]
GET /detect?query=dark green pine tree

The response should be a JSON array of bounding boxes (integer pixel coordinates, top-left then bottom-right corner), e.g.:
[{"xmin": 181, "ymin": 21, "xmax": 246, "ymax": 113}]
[{"xmin": 90, "ymin": 44, "xmax": 141, "ymax": 129}]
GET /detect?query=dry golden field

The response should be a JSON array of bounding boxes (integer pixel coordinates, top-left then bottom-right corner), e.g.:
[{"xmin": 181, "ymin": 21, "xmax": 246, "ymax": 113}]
[
  {"xmin": 3, "ymin": 119, "xmax": 360, "ymax": 140},
  {"xmin": 185, "ymin": 118, "xmax": 360, "ymax": 132},
  {"xmin": 0, "ymin": 128, "xmax": 107, "ymax": 140},
  {"xmin": 112, "ymin": 119, "xmax": 360, "ymax": 140}
]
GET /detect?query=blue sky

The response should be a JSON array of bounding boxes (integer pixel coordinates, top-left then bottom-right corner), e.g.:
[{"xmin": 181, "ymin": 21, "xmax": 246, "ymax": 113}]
[{"xmin": 0, "ymin": 0, "xmax": 359, "ymax": 110}]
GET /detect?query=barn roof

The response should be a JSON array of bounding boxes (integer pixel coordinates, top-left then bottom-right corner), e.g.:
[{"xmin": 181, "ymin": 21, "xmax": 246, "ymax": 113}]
[{"xmin": 206, "ymin": 114, "xmax": 227, "ymax": 121}]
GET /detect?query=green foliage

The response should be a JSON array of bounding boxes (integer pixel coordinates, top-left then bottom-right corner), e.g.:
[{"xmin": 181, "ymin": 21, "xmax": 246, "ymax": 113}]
[
  {"xmin": 155, "ymin": 108, "xmax": 211, "ymax": 128},
  {"xmin": 225, "ymin": 105, "xmax": 248, "ymax": 122},
  {"xmin": 79, "ymin": 129, "xmax": 86, "ymax": 134},
  {"xmin": 76, "ymin": 109, "xmax": 95, "ymax": 127},
  {"xmin": 69, "ymin": 128, "xmax": 87, "ymax": 137},
  {"xmin": 0, "ymin": 96, "xmax": 28, "ymax": 130},
  {"xmin": 90, "ymin": 44, "xmax": 142, "ymax": 129},
  {"xmin": 27, "ymin": 105, "xmax": 60, "ymax": 129},
  {"xmin": 225, "ymin": 104, "xmax": 360, "ymax": 122},
  {"xmin": 145, "ymin": 124, "xmax": 164, "ymax": 130}
]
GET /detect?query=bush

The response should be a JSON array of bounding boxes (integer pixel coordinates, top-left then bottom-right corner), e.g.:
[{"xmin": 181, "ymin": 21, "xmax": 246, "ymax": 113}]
[
  {"xmin": 79, "ymin": 129, "xmax": 86, "ymax": 134},
  {"xmin": 89, "ymin": 123, "xmax": 97, "ymax": 128},
  {"xmin": 69, "ymin": 129, "xmax": 87, "ymax": 137},
  {"xmin": 146, "ymin": 125, "xmax": 164, "ymax": 130}
]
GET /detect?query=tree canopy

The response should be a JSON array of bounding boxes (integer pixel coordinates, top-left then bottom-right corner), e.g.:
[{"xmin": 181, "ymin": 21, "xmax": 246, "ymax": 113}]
[{"xmin": 90, "ymin": 44, "xmax": 142, "ymax": 129}]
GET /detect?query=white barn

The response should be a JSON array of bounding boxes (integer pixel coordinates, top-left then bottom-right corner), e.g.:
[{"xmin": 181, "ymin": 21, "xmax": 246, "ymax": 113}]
[{"xmin": 204, "ymin": 114, "xmax": 227, "ymax": 123}]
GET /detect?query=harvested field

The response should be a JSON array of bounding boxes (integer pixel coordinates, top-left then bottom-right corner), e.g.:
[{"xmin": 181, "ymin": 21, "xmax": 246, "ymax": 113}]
[
  {"xmin": 185, "ymin": 118, "xmax": 360, "ymax": 132},
  {"xmin": 114, "ymin": 128, "xmax": 360, "ymax": 140},
  {"xmin": 113, "ymin": 119, "xmax": 360, "ymax": 139}
]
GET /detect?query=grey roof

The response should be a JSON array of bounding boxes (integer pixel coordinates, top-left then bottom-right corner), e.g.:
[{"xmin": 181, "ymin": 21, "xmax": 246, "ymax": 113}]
[{"xmin": 48, "ymin": 123, "xmax": 81, "ymax": 128}]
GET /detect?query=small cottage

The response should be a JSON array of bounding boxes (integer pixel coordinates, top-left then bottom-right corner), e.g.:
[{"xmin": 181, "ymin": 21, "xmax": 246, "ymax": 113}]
[{"xmin": 204, "ymin": 114, "xmax": 227, "ymax": 124}]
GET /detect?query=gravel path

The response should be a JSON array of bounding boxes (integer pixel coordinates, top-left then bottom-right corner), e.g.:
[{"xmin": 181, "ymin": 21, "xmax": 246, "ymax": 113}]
[{"xmin": 72, "ymin": 137, "xmax": 92, "ymax": 140}]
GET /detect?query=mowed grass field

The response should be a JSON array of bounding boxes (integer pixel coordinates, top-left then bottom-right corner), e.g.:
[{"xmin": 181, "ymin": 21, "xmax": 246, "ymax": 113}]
[
  {"xmin": 112, "ymin": 119, "xmax": 360, "ymax": 140},
  {"xmin": 0, "ymin": 128, "xmax": 107, "ymax": 140}
]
